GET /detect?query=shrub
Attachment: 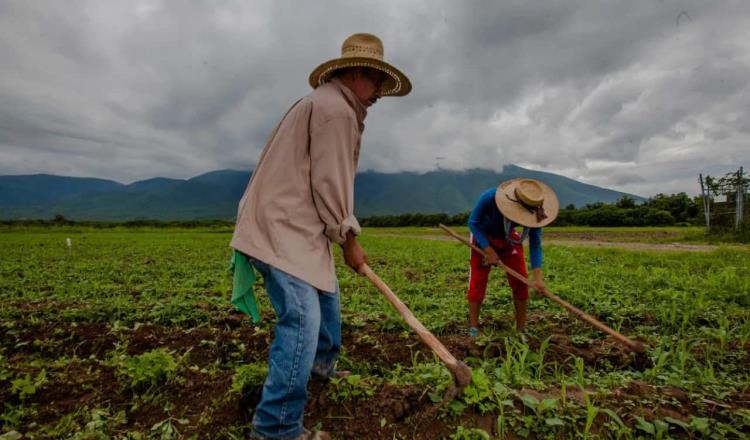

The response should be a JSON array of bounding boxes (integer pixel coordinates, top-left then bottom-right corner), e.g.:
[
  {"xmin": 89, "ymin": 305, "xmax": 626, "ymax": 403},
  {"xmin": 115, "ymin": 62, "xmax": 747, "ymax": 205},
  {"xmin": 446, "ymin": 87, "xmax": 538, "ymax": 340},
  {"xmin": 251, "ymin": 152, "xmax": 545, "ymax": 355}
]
[{"xmin": 643, "ymin": 208, "xmax": 676, "ymax": 226}]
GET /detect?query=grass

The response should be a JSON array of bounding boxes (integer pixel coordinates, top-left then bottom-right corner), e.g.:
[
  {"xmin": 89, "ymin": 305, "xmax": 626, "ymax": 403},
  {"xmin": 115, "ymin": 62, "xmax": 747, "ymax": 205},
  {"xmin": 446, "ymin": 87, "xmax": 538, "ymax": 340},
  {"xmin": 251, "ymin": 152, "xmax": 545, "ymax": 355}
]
[{"xmin": 366, "ymin": 225, "xmax": 731, "ymax": 245}]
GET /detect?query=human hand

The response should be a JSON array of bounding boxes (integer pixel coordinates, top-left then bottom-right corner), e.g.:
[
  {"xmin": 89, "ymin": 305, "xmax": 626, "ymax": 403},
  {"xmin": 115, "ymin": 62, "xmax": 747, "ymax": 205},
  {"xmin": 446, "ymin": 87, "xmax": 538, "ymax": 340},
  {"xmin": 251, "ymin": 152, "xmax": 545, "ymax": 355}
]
[
  {"xmin": 531, "ymin": 268, "xmax": 546, "ymax": 294},
  {"xmin": 482, "ymin": 246, "xmax": 500, "ymax": 266},
  {"xmin": 343, "ymin": 232, "xmax": 368, "ymax": 275}
]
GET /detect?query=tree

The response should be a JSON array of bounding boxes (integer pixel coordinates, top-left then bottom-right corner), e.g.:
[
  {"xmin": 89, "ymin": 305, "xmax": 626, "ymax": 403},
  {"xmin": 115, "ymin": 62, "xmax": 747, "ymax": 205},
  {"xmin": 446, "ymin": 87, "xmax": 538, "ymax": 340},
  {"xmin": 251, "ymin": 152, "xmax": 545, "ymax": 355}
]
[
  {"xmin": 645, "ymin": 193, "xmax": 698, "ymax": 223},
  {"xmin": 52, "ymin": 214, "xmax": 70, "ymax": 224},
  {"xmin": 616, "ymin": 196, "xmax": 636, "ymax": 209}
]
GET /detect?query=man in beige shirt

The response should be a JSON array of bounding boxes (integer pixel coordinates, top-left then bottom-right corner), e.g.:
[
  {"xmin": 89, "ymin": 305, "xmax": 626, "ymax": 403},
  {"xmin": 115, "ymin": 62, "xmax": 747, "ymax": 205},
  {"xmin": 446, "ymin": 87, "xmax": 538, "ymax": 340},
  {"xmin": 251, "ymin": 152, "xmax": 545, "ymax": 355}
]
[{"xmin": 231, "ymin": 33, "xmax": 410, "ymax": 440}]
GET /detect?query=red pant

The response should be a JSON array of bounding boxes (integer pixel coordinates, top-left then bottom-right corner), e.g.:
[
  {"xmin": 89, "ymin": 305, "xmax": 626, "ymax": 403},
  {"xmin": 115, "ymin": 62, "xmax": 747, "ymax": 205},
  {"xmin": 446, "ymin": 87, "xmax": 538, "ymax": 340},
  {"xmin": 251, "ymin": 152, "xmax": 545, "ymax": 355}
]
[{"xmin": 467, "ymin": 233, "xmax": 529, "ymax": 303}]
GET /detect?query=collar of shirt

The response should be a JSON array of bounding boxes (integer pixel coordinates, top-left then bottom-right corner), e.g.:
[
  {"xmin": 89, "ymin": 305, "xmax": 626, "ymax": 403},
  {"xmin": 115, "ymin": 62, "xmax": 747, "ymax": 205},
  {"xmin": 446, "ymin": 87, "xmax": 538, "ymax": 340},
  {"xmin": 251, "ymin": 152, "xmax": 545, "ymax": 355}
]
[{"xmin": 330, "ymin": 78, "xmax": 367, "ymax": 132}]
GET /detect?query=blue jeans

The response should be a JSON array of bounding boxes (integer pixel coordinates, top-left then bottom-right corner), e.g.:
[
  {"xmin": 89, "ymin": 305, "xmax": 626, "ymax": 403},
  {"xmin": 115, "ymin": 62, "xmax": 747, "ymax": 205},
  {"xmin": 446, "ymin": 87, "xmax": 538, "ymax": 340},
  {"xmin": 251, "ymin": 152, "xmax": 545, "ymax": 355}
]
[{"xmin": 249, "ymin": 258, "xmax": 341, "ymax": 440}]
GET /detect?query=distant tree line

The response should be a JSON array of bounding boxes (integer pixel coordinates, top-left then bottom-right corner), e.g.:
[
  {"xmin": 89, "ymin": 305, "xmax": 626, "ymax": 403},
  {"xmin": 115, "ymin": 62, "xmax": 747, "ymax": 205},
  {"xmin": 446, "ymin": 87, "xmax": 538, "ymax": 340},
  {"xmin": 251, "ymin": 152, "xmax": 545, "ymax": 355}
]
[
  {"xmin": 359, "ymin": 193, "xmax": 704, "ymax": 227},
  {"xmin": 0, "ymin": 215, "xmax": 234, "ymax": 229},
  {"xmin": 360, "ymin": 212, "xmax": 470, "ymax": 227},
  {"xmin": 1, "ymin": 193, "xmax": 707, "ymax": 228},
  {"xmin": 554, "ymin": 193, "xmax": 701, "ymax": 227}
]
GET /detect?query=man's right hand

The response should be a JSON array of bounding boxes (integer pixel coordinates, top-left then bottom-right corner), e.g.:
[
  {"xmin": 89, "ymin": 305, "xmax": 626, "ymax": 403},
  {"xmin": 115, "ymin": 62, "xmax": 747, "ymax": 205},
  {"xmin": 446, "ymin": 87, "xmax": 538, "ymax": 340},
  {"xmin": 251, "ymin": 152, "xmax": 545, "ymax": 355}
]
[
  {"xmin": 483, "ymin": 246, "xmax": 500, "ymax": 266},
  {"xmin": 343, "ymin": 232, "xmax": 368, "ymax": 274}
]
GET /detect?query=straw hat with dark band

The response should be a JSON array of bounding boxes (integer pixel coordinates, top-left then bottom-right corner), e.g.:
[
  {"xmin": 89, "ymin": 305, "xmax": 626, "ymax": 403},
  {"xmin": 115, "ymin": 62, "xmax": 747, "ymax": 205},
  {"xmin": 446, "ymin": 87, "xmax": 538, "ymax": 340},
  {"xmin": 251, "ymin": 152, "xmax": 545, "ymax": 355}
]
[
  {"xmin": 309, "ymin": 33, "xmax": 412, "ymax": 97},
  {"xmin": 495, "ymin": 179, "xmax": 559, "ymax": 228}
]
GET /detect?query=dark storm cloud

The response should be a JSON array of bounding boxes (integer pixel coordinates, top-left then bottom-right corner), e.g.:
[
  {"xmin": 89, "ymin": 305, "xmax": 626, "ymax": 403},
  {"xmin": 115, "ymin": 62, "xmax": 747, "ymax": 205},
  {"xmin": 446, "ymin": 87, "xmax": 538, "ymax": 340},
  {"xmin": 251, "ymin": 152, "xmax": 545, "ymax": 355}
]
[{"xmin": 1, "ymin": 0, "xmax": 748, "ymax": 196}]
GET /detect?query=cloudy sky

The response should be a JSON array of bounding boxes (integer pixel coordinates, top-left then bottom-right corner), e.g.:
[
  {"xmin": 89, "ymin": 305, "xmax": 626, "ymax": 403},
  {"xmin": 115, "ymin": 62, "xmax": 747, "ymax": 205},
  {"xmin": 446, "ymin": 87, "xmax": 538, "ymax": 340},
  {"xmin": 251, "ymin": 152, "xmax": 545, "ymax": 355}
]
[{"xmin": 1, "ymin": 1, "xmax": 748, "ymax": 197}]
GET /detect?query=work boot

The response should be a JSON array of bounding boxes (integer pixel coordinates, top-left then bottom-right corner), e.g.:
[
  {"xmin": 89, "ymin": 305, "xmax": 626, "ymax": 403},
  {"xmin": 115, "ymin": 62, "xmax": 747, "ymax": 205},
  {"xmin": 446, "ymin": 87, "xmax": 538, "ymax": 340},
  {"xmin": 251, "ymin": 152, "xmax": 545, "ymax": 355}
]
[
  {"xmin": 332, "ymin": 370, "xmax": 351, "ymax": 379},
  {"xmin": 295, "ymin": 429, "xmax": 331, "ymax": 440},
  {"xmin": 311, "ymin": 368, "xmax": 351, "ymax": 383},
  {"xmin": 252, "ymin": 429, "xmax": 331, "ymax": 440}
]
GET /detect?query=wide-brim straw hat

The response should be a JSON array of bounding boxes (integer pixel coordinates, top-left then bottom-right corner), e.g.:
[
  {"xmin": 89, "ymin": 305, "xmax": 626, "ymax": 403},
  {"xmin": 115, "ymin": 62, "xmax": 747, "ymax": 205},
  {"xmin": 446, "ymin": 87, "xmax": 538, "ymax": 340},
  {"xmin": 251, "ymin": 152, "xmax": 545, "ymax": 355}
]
[
  {"xmin": 309, "ymin": 33, "xmax": 412, "ymax": 97},
  {"xmin": 494, "ymin": 178, "xmax": 559, "ymax": 228}
]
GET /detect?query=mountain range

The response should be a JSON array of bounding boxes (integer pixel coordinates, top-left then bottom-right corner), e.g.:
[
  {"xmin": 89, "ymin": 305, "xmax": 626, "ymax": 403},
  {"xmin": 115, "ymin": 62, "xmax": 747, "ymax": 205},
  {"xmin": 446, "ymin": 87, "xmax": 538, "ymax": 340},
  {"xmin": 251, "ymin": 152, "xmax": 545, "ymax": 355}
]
[{"xmin": 0, "ymin": 165, "xmax": 643, "ymax": 221}]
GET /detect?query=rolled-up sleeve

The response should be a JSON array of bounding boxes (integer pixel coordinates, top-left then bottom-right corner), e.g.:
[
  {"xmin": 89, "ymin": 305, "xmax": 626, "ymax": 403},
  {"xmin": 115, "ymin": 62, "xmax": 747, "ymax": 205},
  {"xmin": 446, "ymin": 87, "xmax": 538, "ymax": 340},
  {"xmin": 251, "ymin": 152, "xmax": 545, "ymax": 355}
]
[{"xmin": 310, "ymin": 115, "xmax": 361, "ymax": 245}]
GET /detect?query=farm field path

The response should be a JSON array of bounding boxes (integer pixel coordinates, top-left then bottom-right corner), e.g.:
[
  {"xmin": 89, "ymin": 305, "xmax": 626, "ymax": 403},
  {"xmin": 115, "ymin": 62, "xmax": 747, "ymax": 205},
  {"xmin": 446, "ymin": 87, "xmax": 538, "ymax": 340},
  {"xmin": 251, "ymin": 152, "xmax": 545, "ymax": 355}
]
[{"xmin": 372, "ymin": 232, "xmax": 749, "ymax": 252}]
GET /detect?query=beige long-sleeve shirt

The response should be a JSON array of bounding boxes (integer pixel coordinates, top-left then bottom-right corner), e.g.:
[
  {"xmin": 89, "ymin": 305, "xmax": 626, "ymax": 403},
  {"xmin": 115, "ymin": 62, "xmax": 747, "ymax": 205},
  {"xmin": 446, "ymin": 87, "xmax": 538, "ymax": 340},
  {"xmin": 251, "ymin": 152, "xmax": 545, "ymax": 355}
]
[{"xmin": 230, "ymin": 79, "xmax": 366, "ymax": 293}]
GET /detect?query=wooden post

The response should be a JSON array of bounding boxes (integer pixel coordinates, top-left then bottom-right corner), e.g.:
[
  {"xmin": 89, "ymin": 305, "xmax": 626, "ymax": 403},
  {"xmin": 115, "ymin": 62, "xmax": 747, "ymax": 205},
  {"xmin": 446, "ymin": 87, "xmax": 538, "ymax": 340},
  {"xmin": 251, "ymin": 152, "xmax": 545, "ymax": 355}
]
[
  {"xmin": 737, "ymin": 167, "xmax": 745, "ymax": 230},
  {"xmin": 699, "ymin": 173, "xmax": 711, "ymax": 231}
]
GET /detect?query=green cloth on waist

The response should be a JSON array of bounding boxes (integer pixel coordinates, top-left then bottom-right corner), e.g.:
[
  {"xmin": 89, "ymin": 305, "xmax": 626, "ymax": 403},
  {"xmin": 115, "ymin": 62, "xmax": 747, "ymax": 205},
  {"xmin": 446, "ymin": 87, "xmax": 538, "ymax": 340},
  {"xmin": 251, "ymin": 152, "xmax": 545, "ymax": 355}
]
[{"xmin": 230, "ymin": 250, "xmax": 260, "ymax": 323}]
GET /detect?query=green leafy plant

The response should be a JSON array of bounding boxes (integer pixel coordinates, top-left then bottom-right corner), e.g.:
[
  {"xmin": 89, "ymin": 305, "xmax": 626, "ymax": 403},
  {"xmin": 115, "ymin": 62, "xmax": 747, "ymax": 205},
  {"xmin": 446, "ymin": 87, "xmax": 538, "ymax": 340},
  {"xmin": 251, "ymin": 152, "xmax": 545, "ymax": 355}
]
[
  {"xmin": 328, "ymin": 374, "xmax": 377, "ymax": 402},
  {"xmin": 599, "ymin": 408, "xmax": 631, "ymax": 439},
  {"xmin": 68, "ymin": 408, "xmax": 127, "ymax": 440},
  {"xmin": 689, "ymin": 416, "xmax": 710, "ymax": 436},
  {"xmin": 150, "ymin": 417, "xmax": 188, "ymax": 440},
  {"xmin": 495, "ymin": 337, "xmax": 543, "ymax": 387},
  {"xmin": 11, "ymin": 369, "xmax": 47, "ymax": 400},
  {"xmin": 495, "ymin": 397, "xmax": 515, "ymax": 440},
  {"xmin": 533, "ymin": 337, "xmax": 551, "ymax": 381},
  {"xmin": 456, "ymin": 367, "xmax": 513, "ymax": 416},
  {"xmin": 573, "ymin": 356, "xmax": 586, "ymax": 386},
  {"xmin": 582, "ymin": 392, "xmax": 599, "ymax": 439},
  {"xmin": 518, "ymin": 393, "xmax": 565, "ymax": 437},
  {"xmin": 634, "ymin": 416, "xmax": 669, "ymax": 439},
  {"xmin": 461, "ymin": 368, "xmax": 495, "ymax": 413},
  {"xmin": 449, "ymin": 426, "xmax": 490, "ymax": 440},
  {"xmin": 231, "ymin": 362, "xmax": 268, "ymax": 394},
  {"xmin": 0, "ymin": 354, "xmax": 10, "ymax": 381},
  {"xmin": 118, "ymin": 349, "xmax": 177, "ymax": 391},
  {"xmin": 1, "ymin": 403, "xmax": 35, "ymax": 430}
]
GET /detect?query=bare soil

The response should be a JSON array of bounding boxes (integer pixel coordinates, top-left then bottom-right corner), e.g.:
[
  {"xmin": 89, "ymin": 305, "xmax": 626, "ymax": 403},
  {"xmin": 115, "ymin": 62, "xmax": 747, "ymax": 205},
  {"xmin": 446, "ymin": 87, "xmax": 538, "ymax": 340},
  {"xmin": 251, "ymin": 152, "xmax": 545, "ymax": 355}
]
[{"xmin": 4, "ymin": 315, "xmax": 742, "ymax": 439}]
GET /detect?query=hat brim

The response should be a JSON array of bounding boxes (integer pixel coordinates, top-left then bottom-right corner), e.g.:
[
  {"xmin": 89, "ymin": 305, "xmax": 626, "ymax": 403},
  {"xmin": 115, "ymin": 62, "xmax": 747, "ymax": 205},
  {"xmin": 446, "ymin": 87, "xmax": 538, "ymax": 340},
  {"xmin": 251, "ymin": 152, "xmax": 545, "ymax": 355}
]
[
  {"xmin": 494, "ymin": 179, "xmax": 559, "ymax": 228},
  {"xmin": 308, "ymin": 57, "xmax": 412, "ymax": 97}
]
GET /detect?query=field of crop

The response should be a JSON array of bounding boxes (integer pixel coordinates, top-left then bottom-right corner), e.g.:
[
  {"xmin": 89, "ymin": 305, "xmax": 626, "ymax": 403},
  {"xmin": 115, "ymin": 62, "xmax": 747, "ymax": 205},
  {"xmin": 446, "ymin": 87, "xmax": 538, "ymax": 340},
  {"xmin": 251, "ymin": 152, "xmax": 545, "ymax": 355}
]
[{"xmin": 1, "ymin": 227, "xmax": 749, "ymax": 439}]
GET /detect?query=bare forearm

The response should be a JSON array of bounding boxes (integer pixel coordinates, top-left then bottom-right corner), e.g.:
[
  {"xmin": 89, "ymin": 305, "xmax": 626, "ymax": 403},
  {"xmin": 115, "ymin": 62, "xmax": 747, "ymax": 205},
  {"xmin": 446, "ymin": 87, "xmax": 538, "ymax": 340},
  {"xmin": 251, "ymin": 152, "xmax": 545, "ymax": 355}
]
[
  {"xmin": 532, "ymin": 268, "xmax": 543, "ymax": 281},
  {"xmin": 531, "ymin": 268, "xmax": 545, "ymax": 294}
]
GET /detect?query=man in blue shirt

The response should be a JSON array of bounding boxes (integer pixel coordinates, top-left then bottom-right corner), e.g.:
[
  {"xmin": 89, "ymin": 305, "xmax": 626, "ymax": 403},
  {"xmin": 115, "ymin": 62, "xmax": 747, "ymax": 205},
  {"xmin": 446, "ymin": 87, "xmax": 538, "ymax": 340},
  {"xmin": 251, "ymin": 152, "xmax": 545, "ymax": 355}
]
[{"xmin": 466, "ymin": 178, "xmax": 559, "ymax": 338}]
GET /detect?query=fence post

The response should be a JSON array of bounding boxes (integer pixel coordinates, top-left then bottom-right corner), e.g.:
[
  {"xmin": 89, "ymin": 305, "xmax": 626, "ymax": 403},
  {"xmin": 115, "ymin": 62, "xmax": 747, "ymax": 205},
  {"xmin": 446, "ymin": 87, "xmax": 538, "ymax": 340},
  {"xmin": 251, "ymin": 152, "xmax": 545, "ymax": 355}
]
[
  {"xmin": 699, "ymin": 173, "xmax": 711, "ymax": 231},
  {"xmin": 737, "ymin": 167, "xmax": 745, "ymax": 230}
]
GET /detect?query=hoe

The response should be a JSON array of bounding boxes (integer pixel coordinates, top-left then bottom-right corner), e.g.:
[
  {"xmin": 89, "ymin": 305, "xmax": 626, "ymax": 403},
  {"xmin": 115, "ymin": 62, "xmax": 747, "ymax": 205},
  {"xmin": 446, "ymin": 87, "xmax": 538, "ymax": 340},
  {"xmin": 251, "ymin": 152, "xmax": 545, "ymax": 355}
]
[
  {"xmin": 360, "ymin": 263, "xmax": 473, "ymax": 400},
  {"xmin": 439, "ymin": 224, "xmax": 646, "ymax": 353}
]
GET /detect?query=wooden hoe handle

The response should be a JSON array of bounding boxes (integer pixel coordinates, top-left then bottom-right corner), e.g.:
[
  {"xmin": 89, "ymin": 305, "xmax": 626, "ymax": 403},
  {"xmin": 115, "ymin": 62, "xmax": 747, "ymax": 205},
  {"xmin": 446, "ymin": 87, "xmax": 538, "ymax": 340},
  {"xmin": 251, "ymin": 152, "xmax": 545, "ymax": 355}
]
[
  {"xmin": 360, "ymin": 263, "xmax": 472, "ymax": 387},
  {"xmin": 438, "ymin": 224, "xmax": 645, "ymax": 352}
]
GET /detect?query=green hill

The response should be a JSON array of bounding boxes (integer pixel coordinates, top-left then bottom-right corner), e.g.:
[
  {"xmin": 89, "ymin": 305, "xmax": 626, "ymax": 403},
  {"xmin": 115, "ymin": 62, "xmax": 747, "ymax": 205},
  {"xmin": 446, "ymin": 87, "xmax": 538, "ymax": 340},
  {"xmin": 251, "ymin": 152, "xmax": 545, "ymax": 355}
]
[{"xmin": 0, "ymin": 166, "xmax": 642, "ymax": 221}]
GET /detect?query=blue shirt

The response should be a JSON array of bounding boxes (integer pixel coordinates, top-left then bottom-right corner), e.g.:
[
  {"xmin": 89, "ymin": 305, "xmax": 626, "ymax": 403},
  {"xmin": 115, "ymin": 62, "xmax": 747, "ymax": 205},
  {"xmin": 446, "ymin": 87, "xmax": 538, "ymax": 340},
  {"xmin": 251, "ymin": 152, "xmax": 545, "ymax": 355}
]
[{"xmin": 468, "ymin": 188, "xmax": 543, "ymax": 269}]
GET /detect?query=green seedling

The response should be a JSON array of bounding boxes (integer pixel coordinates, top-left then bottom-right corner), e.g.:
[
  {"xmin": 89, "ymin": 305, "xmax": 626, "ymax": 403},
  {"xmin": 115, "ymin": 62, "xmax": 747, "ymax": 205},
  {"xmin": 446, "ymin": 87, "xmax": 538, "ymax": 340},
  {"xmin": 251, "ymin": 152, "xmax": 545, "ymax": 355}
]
[
  {"xmin": 231, "ymin": 362, "xmax": 268, "ymax": 394},
  {"xmin": 329, "ymin": 374, "xmax": 377, "ymax": 402},
  {"xmin": 599, "ymin": 408, "xmax": 630, "ymax": 439},
  {"xmin": 449, "ymin": 426, "xmax": 490, "ymax": 440},
  {"xmin": 11, "ymin": 369, "xmax": 47, "ymax": 400},
  {"xmin": 118, "ymin": 348, "xmax": 177, "ymax": 392},
  {"xmin": 495, "ymin": 397, "xmax": 514, "ymax": 440},
  {"xmin": 520, "ymin": 393, "xmax": 562, "ymax": 430}
]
